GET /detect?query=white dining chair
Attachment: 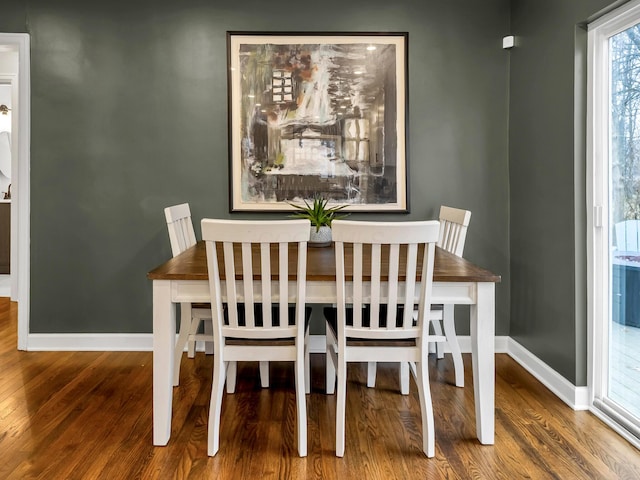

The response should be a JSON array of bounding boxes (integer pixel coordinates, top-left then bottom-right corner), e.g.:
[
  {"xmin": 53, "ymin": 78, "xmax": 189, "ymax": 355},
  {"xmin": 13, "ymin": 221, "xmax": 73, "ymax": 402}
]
[
  {"xmin": 165, "ymin": 203, "xmax": 214, "ymax": 387},
  {"xmin": 431, "ymin": 205, "xmax": 471, "ymax": 388},
  {"xmin": 165, "ymin": 203, "xmax": 271, "ymax": 389},
  {"xmin": 365, "ymin": 205, "xmax": 471, "ymax": 393},
  {"xmin": 202, "ymin": 218, "xmax": 311, "ymax": 457},
  {"xmin": 324, "ymin": 220, "xmax": 445, "ymax": 457}
]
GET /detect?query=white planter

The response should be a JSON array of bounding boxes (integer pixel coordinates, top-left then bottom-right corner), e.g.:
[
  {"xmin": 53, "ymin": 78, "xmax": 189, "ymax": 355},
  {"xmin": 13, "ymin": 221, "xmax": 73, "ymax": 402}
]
[{"xmin": 309, "ymin": 225, "xmax": 332, "ymax": 247}]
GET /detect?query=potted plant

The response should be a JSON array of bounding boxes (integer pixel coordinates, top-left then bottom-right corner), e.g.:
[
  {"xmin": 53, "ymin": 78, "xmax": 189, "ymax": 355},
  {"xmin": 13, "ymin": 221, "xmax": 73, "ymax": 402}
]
[{"xmin": 288, "ymin": 196, "xmax": 349, "ymax": 246}]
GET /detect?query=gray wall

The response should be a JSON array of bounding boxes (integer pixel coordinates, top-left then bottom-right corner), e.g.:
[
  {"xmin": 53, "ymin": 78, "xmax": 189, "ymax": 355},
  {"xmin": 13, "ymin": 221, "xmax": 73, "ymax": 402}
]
[
  {"xmin": 509, "ymin": 0, "xmax": 619, "ymax": 385},
  {"xmin": 1, "ymin": 2, "xmax": 511, "ymax": 340},
  {"xmin": 7, "ymin": 0, "xmax": 635, "ymax": 387}
]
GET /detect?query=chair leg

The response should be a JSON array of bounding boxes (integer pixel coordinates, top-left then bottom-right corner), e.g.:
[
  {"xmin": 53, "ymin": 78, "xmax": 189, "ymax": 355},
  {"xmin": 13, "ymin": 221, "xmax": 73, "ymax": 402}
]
[
  {"xmin": 204, "ymin": 319, "xmax": 214, "ymax": 355},
  {"xmin": 295, "ymin": 356, "xmax": 308, "ymax": 457},
  {"xmin": 443, "ymin": 305, "xmax": 464, "ymax": 387},
  {"xmin": 336, "ymin": 359, "xmax": 347, "ymax": 457},
  {"xmin": 414, "ymin": 360, "xmax": 435, "ymax": 458},
  {"xmin": 259, "ymin": 361, "xmax": 269, "ymax": 388},
  {"xmin": 432, "ymin": 319, "xmax": 445, "ymax": 359},
  {"xmin": 367, "ymin": 362, "xmax": 377, "ymax": 388},
  {"xmin": 173, "ymin": 303, "xmax": 192, "ymax": 386},
  {"xmin": 226, "ymin": 361, "xmax": 237, "ymax": 394},
  {"xmin": 400, "ymin": 361, "xmax": 410, "ymax": 395},
  {"xmin": 187, "ymin": 317, "xmax": 200, "ymax": 358},
  {"xmin": 304, "ymin": 329, "xmax": 311, "ymax": 394},
  {"xmin": 325, "ymin": 325, "xmax": 336, "ymax": 394},
  {"xmin": 208, "ymin": 357, "xmax": 227, "ymax": 456}
]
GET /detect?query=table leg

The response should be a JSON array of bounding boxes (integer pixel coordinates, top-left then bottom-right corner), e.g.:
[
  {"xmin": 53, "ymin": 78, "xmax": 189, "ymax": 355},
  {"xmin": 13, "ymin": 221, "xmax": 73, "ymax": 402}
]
[
  {"xmin": 470, "ymin": 282, "xmax": 495, "ymax": 444},
  {"xmin": 153, "ymin": 280, "xmax": 175, "ymax": 446}
]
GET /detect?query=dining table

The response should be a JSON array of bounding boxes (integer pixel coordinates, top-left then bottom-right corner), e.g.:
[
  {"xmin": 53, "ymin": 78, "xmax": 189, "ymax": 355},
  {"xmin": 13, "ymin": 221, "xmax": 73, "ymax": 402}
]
[{"xmin": 147, "ymin": 240, "xmax": 501, "ymax": 447}]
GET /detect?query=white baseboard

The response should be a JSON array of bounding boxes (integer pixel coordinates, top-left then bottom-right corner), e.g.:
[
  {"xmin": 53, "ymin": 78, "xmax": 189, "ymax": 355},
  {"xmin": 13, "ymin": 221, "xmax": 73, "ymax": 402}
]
[
  {"xmin": 27, "ymin": 333, "xmax": 154, "ymax": 351},
  {"xmin": 0, "ymin": 274, "xmax": 10, "ymax": 297},
  {"xmin": 309, "ymin": 334, "xmax": 326, "ymax": 354},
  {"xmin": 25, "ymin": 333, "xmax": 588, "ymax": 410},
  {"xmin": 506, "ymin": 338, "xmax": 589, "ymax": 410},
  {"xmin": 454, "ymin": 335, "xmax": 510, "ymax": 354},
  {"xmin": 26, "ymin": 334, "xmax": 329, "ymax": 353}
]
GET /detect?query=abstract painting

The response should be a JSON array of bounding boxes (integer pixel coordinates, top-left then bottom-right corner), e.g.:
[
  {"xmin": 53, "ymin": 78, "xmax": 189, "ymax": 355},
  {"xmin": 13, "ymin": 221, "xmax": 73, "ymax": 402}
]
[{"xmin": 227, "ymin": 32, "xmax": 408, "ymax": 212}]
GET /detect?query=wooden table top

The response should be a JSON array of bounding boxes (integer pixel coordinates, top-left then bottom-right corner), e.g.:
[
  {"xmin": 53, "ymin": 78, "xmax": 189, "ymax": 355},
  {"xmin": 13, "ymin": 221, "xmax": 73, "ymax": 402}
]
[{"xmin": 148, "ymin": 241, "xmax": 501, "ymax": 284}]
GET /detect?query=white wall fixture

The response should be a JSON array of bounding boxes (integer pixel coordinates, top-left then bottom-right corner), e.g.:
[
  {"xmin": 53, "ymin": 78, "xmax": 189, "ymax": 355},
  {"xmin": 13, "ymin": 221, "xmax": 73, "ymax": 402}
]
[{"xmin": 503, "ymin": 35, "xmax": 515, "ymax": 49}]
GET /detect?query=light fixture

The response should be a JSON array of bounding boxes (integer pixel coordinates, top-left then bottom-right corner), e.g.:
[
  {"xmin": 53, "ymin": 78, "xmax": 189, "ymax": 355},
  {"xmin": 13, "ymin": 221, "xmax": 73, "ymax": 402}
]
[{"xmin": 0, "ymin": 105, "xmax": 10, "ymax": 116}]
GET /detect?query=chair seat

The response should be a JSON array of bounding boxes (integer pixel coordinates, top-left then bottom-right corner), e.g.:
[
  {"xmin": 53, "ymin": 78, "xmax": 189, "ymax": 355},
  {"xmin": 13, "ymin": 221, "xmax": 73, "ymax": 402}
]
[
  {"xmin": 323, "ymin": 305, "xmax": 411, "ymax": 329},
  {"xmin": 324, "ymin": 308, "xmax": 417, "ymax": 347},
  {"xmin": 224, "ymin": 305, "xmax": 312, "ymax": 328},
  {"xmin": 226, "ymin": 337, "xmax": 298, "ymax": 346},
  {"xmin": 192, "ymin": 302, "xmax": 211, "ymax": 310},
  {"xmin": 225, "ymin": 307, "xmax": 312, "ymax": 346}
]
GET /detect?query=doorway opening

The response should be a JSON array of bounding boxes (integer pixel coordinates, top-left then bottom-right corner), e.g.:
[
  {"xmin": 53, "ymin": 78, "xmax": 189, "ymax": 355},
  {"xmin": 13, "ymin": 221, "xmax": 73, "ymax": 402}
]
[
  {"xmin": 0, "ymin": 81, "xmax": 14, "ymax": 295},
  {"xmin": 0, "ymin": 33, "xmax": 30, "ymax": 350}
]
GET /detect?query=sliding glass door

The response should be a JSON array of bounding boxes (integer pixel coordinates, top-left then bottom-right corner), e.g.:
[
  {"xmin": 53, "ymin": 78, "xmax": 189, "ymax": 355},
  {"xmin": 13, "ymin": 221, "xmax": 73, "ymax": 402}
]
[{"xmin": 589, "ymin": 0, "xmax": 640, "ymax": 443}]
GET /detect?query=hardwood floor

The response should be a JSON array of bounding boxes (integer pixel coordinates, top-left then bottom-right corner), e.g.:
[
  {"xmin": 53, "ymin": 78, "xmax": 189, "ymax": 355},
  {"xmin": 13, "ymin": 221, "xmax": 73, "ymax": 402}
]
[{"xmin": 1, "ymin": 297, "xmax": 640, "ymax": 479}]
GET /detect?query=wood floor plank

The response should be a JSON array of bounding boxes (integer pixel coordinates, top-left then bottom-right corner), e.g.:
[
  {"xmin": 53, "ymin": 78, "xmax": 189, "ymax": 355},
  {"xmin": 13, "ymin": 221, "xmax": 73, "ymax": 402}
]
[{"xmin": 2, "ymin": 297, "xmax": 640, "ymax": 479}]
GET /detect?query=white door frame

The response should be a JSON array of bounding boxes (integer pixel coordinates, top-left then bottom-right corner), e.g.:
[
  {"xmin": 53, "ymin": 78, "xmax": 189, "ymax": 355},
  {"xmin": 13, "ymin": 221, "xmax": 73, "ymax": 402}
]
[
  {"xmin": 587, "ymin": 0, "xmax": 640, "ymax": 447},
  {"xmin": 0, "ymin": 33, "xmax": 30, "ymax": 350}
]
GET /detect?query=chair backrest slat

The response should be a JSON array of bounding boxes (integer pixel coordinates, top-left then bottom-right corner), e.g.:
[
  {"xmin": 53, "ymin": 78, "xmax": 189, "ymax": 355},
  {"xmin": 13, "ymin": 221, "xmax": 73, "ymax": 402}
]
[
  {"xmin": 279, "ymin": 242, "xmax": 288, "ymax": 327},
  {"xmin": 332, "ymin": 220, "xmax": 440, "ymax": 342},
  {"xmin": 370, "ymin": 244, "xmax": 381, "ymax": 329},
  {"xmin": 417, "ymin": 243, "xmax": 436, "ymax": 329},
  {"xmin": 403, "ymin": 243, "xmax": 418, "ymax": 328},
  {"xmin": 201, "ymin": 219, "xmax": 310, "ymax": 343},
  {"xmin": 164, "ymin": 203, "xmax": 197, "ymax": 257},
  {"xmin": 438, "ymin": 206, "xmax": 471, "ymax": 257},
  {"xmin": 241, "ymin": 242, "xmax": 255, "ymax": 328},
  {"xmin": 260, "ymin": 243, "xmax": 273, "ymax": 327},
  {"xmin": 223, "ymin": 242, "xmax": 239, "ymax": 328},
  {"xmin": 352, "ymin": 243, "xmax": 363, "ymax": 328},
  {"xmin": 386, "ymin": 244, "xmax": 400, "ymax": 330}
]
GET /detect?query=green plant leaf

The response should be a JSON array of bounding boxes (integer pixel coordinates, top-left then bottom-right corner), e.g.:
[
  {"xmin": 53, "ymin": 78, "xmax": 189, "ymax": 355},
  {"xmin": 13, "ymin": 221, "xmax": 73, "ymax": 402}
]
[{"xmin": 286, "ymin": 195, "xmax": 349, "ymax": 231}]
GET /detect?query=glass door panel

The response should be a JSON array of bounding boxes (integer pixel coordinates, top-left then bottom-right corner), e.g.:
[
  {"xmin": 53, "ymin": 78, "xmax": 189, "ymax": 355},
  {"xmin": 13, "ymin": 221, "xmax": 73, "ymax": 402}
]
[{"xmin": 608, "ymin": 23, "xmax": 640, "ymax": 424}]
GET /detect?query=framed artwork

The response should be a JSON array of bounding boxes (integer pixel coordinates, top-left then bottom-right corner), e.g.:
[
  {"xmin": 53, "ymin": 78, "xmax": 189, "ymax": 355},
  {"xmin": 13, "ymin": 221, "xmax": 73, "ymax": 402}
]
[{"xmin": 227, "ymin": 32, "xmax": 408, "ymax": 212}]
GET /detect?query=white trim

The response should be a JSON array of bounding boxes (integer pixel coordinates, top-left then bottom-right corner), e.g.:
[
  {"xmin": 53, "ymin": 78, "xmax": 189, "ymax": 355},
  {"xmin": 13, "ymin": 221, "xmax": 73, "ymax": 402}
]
[
  {"xmin": 0, "ymin": 273, "xmax": 10, "ymax": 297},
  {"xmin": 27, "ymin": 333, "xmax": 156, "ymax": 352},
  {"xmin": 26, "ymin": 333, "xmax": 333, "ymax": 353},
  {"xmin": 508, "ymin": 338, "xmax": 589, "ymax": 410},
  {"xmin": 590, "ymin": 404, "xmax": 640, "ymax": 450},
  {"xmin": 587, "ymin": 0, "xmax": 616, "ymax": 424},
  {"xmin": 0, "ymin": 33, "xmax": 30, "ymax": 351},
  {"xmin": 451, "ymin": 335, "xmax": 509, "ymax": 354},
  {"xmin": 589, "ymin": 0, "xmax": 640, "ymax": 32},
  {"xmin": 309, "ymin": 334, "xmax": 326, "ymax": 354}
]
